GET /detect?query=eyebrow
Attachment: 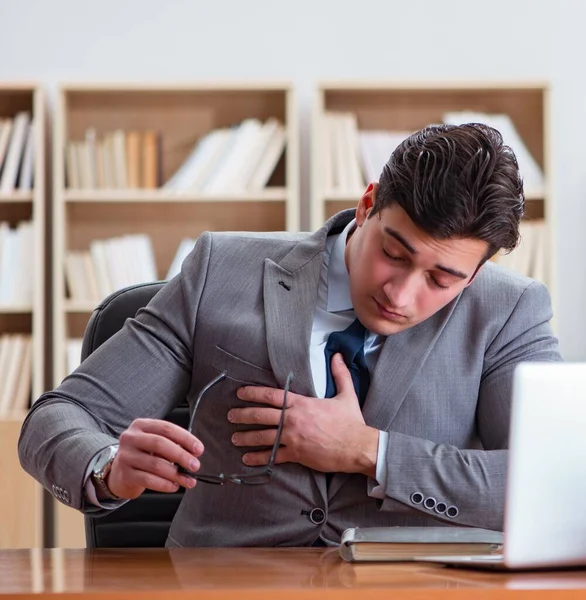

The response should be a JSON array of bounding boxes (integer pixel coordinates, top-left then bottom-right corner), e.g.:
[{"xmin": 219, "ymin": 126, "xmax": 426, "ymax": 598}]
[{"xmin": 383, "ymin": 226, "xmax": 469, "ymax": 280}]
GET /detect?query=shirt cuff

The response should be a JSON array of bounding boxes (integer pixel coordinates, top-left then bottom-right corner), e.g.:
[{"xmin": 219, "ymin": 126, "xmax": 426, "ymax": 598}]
[{"xmin": 368, "ymin": 430, "xmax": 389, "ymax": 500}]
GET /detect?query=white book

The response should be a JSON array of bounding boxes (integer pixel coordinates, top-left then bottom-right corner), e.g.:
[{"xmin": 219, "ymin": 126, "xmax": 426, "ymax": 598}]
[
  {"xmin": 166, "ymin": 237, "xmax": 197, "ymax": 280},
  {"xmin": 13, "ymin": 221, "xmax": 33, "ymax": 305},
  {"xmin": 111, "ymin": 129, "xmax": 128, "ymax": 189},
  {"xmin": 247, "ymin": 124, "xmax": 286, "ymax": 191},
  {"xmin": 321, "ymin": 114, "xmax": 334, "ymax": 196},
  {"xmin": 66, "ymin": 338, "xmax": 84, "ymax": 375},
  {"xmin": 0, "ymin": 334, "xmax": 26, "ymax": 417},
  {"xmin": 164, "ymin": 129, "xmax": 227, "ymax": 191},
  {"xmin": 0, "ymin": 226, "xmax": 16, "ymax": 305},
  {"xmin": 342, "ymin": 113, "xmax": 366, "ymax": 194},
  {"xmin": 0, "ymin": 120, "xmax": 13, "ymax": 177},
  {"xmin": 18, "ymin": 120, "xmax": 34, "ymax": 191},
  {"xmin": 443, "ymin": 111, "xmax": 545, "ymax": 191},
  {"xmin": 11, "ymin": 336, "xmax": 32, "ymax": 415},
  {"xmin": 202, "ymin": 119, "xmax": 263, "ymax": 194},
  {"xmin": 90, "ymin": 240, "xmax": 114, "ymax": 299},
  {"xmin": 131, "ymin": 234, "xmax": 158, "ymax": 283},
  {"xmin": 66, "ymin": 141, "xmax": 80, "ymax": 189},
  {"xmin": 231, "ymin": 118, "xmax": 279, "ymax": 192},
  {"xmin": 0, "ymin": 337, "xmax": 10, "ymax": 406},
  {"xmin": 531, "ymin": 221, "xmax": 549, "ymax": 286},
  {"xmin": 0, "ymin": 112, "xmax": 30, "ymax": 193},
  {"xmin": 85, "ymin": 128, "xmax": 98, "ymax": 189},
  {"xmin": 82, "ymin": 251, "xmax": 101, "ymax": 303}
]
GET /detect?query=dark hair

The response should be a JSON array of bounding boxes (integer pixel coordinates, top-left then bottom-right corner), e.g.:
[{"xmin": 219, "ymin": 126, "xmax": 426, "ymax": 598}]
[{"xmin": 372, "ymin": 123, "xmax": 525, "ymax": 261}]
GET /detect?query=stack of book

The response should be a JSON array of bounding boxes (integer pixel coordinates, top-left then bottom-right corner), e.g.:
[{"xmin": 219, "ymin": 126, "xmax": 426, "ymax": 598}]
[
  {"xmin": 0, "ymin": 333, "xmax": 32, "ymax": 417},
  {"xmin": 0, "ymin": 111, "xmax": 34, "ymax": 193},
  {"xmin": 163, "ymin": 118, "xmax": 286, "ymax": 194},
  {"xmin": 322, "ymin": 109, "xmax": 545, "ymax": 198},
  {"xmin": 494, "ymin": 220, "xmax": 549, "ymax": 283},
  {"xmin": 65, "ymin": 128, "xmax": 160, "ymax": 189},
  {"xmin": 65, "ymin": 233, "xmax": 157, "ymax": 303},
  {"xmin": 0, "ymin": 221, "xmax": 34, "ymax": 307}
]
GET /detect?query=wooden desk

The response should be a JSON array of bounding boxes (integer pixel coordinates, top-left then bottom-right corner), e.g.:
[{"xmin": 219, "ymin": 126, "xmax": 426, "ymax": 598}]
[{"xmin": 1, "ymin": 548, "xmax": 586, "ymax": 599}]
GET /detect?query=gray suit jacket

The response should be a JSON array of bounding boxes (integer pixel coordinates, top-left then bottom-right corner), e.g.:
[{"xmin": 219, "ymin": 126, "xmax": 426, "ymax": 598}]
[{"xmin": 18, "ymin": 210, "xmax": 561, "ymax": 547}]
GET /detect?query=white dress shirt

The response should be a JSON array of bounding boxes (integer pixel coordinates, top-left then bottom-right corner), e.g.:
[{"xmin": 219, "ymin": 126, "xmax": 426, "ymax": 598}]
[{"xmin": 308, "ymin": 219, "xmax": 388, "ymax": 498}]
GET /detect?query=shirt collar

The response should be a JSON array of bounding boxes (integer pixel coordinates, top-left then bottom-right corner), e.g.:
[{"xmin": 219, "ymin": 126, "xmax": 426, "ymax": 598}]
[{"xmin": 326, "ymin": 219, "xmax": 356, "ymax": 312}]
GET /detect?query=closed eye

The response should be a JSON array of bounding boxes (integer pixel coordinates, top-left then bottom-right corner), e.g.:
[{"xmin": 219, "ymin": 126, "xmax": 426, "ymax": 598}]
[{"xmin": 383, "ymin": 248, "xmax": 406, "ymax": 262}]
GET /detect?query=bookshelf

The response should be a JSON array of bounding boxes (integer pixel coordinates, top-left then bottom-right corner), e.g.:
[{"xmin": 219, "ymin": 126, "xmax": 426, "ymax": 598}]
[
  {"xmin": 52, "ymin": 81, "xmax": 299, "ymax": 547},
  {"xmin": 311, "ymin": 81, "xmax": 554, "ymax": 308},
  {"xmin": 0, "ymin": 83, "xmax": 46, "ymax": 549}
]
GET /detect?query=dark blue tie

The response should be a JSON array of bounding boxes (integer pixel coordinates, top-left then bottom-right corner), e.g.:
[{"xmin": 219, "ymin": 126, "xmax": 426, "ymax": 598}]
[{"xmin": 324, "ymin": 318, "xmax": 370, "ymax": 407}]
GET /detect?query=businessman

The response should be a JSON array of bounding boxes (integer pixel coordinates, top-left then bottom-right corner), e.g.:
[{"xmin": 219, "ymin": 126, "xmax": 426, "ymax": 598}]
[{"xmin": 19, "ymin": 123, "xmax": 561, "ymax": 547}]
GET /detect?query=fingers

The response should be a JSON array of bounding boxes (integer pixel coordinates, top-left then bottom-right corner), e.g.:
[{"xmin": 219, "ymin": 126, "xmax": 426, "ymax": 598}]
[
  {"xmin": 135, "ymin": 418, "xmax": 204, "ymax": 455},
  {"xmin": 236, "ymin": 385, "xmax": 294, "ymax": 408},
  {"xmin": 116, "ymin": 447, "xmax": 197, "ymax": 492},
  {"xmin": 231, "ymin": 428, "xmax": 278, "ymax": 448},
  {"xmin": 227, "ymin": 407, "xmax": 283, "ymax": 426},
  {"xmin": 330, "ymin": 352, "xmax": 356, "ymax": 397},
  {"xmin": 242, "ymin": 447, "xmax": 290, "ymax": 467},
  {"xmin": 122, "ymin": 429, "xmax": 200, "ymax": 474},
  {"xmin": 110, "ymin": 418, "xmax": 205, "ymax": 498}
]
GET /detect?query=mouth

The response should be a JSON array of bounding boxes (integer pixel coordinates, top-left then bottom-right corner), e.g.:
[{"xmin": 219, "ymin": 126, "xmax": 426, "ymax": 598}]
[{"xmin": 374, "ymin": 299, "xmax": 407, "ymax": 320}]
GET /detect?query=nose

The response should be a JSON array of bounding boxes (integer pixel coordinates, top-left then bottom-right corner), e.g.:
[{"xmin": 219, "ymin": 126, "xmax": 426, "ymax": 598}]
[{"xmin": 383, "ymin": 272, "xmax": 418, "ymax": 310}]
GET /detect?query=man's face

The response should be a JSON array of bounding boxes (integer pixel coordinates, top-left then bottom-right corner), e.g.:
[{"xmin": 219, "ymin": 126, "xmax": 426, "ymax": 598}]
[{"xmin": 345, "ymin": 185, "xmax": 489, "ymax": 336}]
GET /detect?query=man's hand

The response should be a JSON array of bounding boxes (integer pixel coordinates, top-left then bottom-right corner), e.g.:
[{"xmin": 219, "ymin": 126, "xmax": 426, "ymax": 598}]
[
  {"xmin": 106, "ymin": 419, "xmax": 204, "ymax": 499},
  {"xmin": 228, "ymin": 353, "xmax": 379, "ymax": 477}
]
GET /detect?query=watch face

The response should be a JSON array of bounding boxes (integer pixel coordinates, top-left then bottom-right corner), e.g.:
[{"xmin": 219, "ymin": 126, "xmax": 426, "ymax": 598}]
[{"xmin": 94, "ymin": 445, "xmax": 118, "ymax": 478}]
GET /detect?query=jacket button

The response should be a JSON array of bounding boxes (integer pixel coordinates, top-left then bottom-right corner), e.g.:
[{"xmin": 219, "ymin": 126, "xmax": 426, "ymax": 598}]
[
  {"xmin": 309, "ymin": 508, "xmax": 325, "ymax": 525},
  {"xmin": 410, "ymin": 492, "xmax": 424, "ymax": 505},
  {"xmin": 424, "ymin": 497, "xmax": 436, "ymax": 510},
  {"xmin": 435, "ymin": 502, "xmax": 447, "ymax": 514},
  {"xmin": 446, "ymin": 506, "xmax": 459, "ymax": 518}
]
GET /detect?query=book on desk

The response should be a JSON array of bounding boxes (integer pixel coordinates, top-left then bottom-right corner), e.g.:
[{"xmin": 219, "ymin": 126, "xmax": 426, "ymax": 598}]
[{"xmin": 339, "ymin": 526, "xmax": 504, "ymax": 562}]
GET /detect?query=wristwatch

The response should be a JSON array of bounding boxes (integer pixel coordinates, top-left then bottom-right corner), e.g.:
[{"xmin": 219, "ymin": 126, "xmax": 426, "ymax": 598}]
[{"xmin": 91, "ymin": 444, "xmax": 121, "ymax": 501}]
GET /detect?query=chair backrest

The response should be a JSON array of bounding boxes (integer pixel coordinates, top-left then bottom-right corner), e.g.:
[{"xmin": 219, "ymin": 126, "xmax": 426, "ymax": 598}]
[{"xmin": 82, "ymin": 282, "xmax": 190, "ymax": 548}]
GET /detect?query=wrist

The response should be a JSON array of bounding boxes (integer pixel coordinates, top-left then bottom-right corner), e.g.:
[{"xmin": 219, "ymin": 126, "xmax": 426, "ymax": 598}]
[
  {"xmin": 354, "ymin": 425, "xmax": 379, "ymax": 478},
  {"xmin": 91, "ymin": 445, "xmax": 121, "ymax": 501}
]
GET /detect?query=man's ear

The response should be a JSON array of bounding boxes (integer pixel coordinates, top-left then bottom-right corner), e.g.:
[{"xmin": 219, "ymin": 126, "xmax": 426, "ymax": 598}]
[{"xmin": 356, "ymin": 183, "xmax": 377, "ymax": 225}]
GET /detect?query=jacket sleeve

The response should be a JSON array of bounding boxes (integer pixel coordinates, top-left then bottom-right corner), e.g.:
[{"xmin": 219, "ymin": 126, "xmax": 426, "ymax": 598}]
[
  {"xmin": 372, "ymin": 281, "xmax": 562, "ymax": 531},
  {"xmin": 18, "ymin": 233, "xmax": 214, "ymax": 513}
]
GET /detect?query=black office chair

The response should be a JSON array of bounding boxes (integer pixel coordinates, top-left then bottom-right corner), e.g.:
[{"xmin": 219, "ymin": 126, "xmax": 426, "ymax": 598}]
[{"xmin": 82, "ymin": 281, "xmax": 190, "ymax": 548}]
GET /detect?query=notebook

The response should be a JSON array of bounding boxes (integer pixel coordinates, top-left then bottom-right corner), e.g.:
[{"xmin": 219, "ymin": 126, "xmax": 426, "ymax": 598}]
[{"xmin": 419, "ymin": 362, "xmax": 586, "ymax": 571}]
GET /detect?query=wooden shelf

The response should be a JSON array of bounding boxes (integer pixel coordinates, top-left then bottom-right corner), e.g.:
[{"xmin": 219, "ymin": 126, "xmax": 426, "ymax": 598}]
[
  {"xmin": 0, "ymin": 191, "xmax": 34, "ymax": 203},
  {"xmin": 64, "ymin": 301, "xmax": 98, "ymax": 313},
  {"xmin": 311, "ymin": 81, "xmax": 554, "ymax": 314},
  {"xmin": 0, "ymin": 83, "xmax": 45, "ymax": 549},
  {"xmin": 63, "ymin": 187, "xmax": 288, "ymax": 203},
  {"xmin": 323, "ymin": 187, "xmax": 546, "ymax": 204},
  {"xmin": 52, "ymin": 81, "xmax": 300, "ymax": 549},
  {"xmin": 0, "ymin": 305, "xmax": 33, "ymax": 314}
]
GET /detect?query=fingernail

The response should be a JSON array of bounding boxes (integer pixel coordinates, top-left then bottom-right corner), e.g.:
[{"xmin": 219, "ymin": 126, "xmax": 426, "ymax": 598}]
[
  {"xmin": 231, "ymin": 434, "xmax": 239, "ymax": 445},
  {"xmin": 242, "ymin": 454, "xmax": 251, "ymax": 465},
  {"xmin": 236, "ymin": 388, "xmax": 244, "ymax": 399},
  {"xmin": 193, "ymin": 442, "xmax": 202, "ymax": 454},
  {"xmin": 336, "ymin": 353, "xmax": 344, "ymax": 363},
  {"xmin": 189, "ymin": 460, "xmax": 198, "ymax": 471},
  {"xmin": 227, "ymin": 410, "xmax": 234, "ymax": 422}
]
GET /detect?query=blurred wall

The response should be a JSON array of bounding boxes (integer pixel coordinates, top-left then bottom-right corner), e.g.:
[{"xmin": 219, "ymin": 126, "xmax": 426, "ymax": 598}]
[{"xmin": 0, "ymin": 0, "xmax": 583, "ymax": 359}]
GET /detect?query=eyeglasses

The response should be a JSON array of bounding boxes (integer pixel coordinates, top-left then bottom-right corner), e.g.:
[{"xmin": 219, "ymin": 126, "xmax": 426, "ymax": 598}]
[{"xmin": 178, "ymin": 371, "xmax": 293, "ymax": 485}]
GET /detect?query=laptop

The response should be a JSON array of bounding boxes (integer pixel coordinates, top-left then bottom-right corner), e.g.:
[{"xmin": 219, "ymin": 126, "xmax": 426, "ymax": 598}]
[{"xmin": 420, "ymin": 361, "xmax": 586, "ymax": 571}]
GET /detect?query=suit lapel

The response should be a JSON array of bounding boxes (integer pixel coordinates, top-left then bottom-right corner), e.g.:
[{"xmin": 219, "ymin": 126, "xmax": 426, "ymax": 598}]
[
  {"xmin": 263, "ymin": 210, "xmax": 356, "ymax": 502},
  {"xmin": 327, "ymin": 297, "xmax": 461, "ymax": 499}
]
